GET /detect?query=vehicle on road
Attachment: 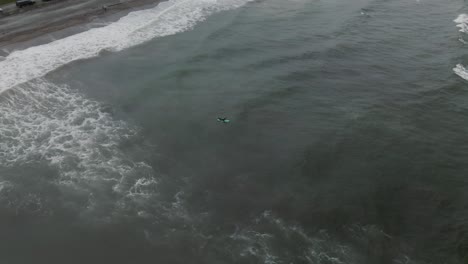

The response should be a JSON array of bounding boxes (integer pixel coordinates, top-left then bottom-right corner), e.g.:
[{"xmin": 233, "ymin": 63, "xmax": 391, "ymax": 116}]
[{"xmin": 16, "ymin": 0, "xmax": 36, "ymax": 8}]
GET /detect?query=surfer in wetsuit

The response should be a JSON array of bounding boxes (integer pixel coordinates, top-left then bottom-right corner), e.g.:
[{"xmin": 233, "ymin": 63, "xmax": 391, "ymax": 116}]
[{"xmin": 217, "ymin": 117, "xmax": 230, "ymax": 123}]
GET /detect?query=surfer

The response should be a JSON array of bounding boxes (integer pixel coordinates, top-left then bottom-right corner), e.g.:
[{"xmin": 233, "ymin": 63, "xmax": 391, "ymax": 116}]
[{"xmin": 217, "ymin": 117, "xmax": 230, "ymax": 123}]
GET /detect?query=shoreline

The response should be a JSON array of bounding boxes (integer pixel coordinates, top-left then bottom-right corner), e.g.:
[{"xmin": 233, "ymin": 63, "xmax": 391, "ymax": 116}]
[{"xmin": 0, "ymin": 0, "xmax": 164, "ymax": 54}]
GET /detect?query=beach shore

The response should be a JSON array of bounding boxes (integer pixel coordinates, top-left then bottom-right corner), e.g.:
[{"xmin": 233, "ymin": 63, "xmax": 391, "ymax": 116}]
[{"xmin": 0, "ymin": 0, "xmax": 164, "ymax": 54}]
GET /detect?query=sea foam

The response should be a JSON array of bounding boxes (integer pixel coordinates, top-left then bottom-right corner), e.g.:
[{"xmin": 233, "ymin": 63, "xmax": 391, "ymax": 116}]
[
  {"xmin": 0, "ymin": 80, "xmax": 156, "ymax": 216},
  {"xmin": 453, "ymin": 63, "xmax": 468, "ymax": 81},
  {"xmin": 229, "ymin": 211, "xmax": 355, "ymax": 264},
  {"xmin": 454, "ymin": 14, "xmax": 468, "ymax": 33},
  {"xmin": 454, "ymin": 15, "xmax": 468, "ymax": 81}
]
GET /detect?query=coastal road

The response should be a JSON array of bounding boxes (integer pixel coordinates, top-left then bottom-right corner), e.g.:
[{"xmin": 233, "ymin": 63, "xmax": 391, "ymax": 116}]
[{"xmin": 0, "ymin": 0, "xmax": 62, "ymax": 15}]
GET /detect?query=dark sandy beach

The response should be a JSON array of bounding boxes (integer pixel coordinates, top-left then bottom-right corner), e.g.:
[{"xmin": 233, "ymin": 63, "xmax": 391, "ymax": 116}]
[{"xmin": 0, "ymin": 0, "xmax": 163, "ymax": 53}]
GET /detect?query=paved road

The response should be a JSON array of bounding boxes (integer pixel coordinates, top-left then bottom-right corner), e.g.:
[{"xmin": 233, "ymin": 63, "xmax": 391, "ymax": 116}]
[{"xmin": 1, "ymin": 0, "xmax": 51, "ymax": 14}]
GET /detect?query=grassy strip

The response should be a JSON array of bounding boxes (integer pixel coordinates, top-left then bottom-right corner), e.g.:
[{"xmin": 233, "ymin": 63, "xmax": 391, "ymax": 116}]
[{"xmin": 0, "ymin": 0, "xmax": 15, "ymax": 6}]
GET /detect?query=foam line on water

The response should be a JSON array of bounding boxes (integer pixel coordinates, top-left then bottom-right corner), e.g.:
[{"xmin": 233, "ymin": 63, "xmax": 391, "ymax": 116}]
[
  {"xmin": 455, "ymin": 14, "xmax": 468, "ymax": 33},
  {"xmin": 0, "ymin": 0, "xmax": 252, "ymax": 93},
  {"xmin": 453, "ymin": 64, "xmax": 468, "ymax": 81},
  {"xmin": 453, "ymin": 15, "xmax": 468, "ymax": 81}
]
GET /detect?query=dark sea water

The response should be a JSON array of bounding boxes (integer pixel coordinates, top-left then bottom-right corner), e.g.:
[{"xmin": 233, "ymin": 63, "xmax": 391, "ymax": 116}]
[{"xmin": 1, "ymin": 0, "xmax": 468, "ymax": 263}]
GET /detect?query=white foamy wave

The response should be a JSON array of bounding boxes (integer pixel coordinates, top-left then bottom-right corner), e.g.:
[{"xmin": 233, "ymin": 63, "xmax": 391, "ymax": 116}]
[
  {"xmin": 0, "ymin": 80, "xmax": 157, "ymax": 215},
  {"xmin": 126, "ymin": 176, "xmax": 159, "ymax": 198},
  {"xmin": 453, "ymin": 64, "xmax": 468, "ymax": 81},
  {"xmin": 230, "ymin": 211, "xmax": 356, "ymax": 264},
  {"xmin": 455, "ymin": 14, "xmax": 468, "ymax": 33},
  {"xmin": 0, "ymin": 0, "xmax": 252, "ymax": 93},
  {"xmin": 454, "ymin": 16, "xmax": 468, "ymax": 81}
]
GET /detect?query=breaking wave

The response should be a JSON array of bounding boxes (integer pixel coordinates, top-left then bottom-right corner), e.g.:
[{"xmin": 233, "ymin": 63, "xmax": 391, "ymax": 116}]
[
  {"xmin": 0, "ymin": 80, "xmax": 157, "ymax": 217},
  {"xmin": 0, "ymin": 0, "xmax": 252, "ymax": 93},
  {"xmin": 454, "ymin": 14, "xmax": 468, "ymax": 34},
  {"xmin": 453, "ymin": 63, "xmax": 468, "ymax": 81},
  {"xmin": 454, "ymin": 15, "xmax": 468, "ymax": 80}
]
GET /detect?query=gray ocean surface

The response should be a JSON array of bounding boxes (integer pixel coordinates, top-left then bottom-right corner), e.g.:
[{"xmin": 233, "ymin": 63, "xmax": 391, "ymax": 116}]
[{"xmin": 1, "ymin": 0, "xmax": 468, "ymax": 263}]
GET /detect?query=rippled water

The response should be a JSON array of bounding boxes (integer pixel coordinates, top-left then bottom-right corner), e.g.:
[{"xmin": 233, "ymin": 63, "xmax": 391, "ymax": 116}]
[{"xmin": 1, "ymin": 0, "xmax": 468, "ymax": 263}]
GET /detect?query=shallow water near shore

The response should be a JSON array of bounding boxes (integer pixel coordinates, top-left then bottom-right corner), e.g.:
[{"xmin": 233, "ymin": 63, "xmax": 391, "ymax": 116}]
[{"xmin": 1, "ymin": 0, "xmax": 468, "ymax": 263}]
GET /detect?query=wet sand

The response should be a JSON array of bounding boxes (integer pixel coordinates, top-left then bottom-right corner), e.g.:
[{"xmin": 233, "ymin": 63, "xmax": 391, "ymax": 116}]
[{"xmin": 0, "ymin": 0, "xmax": 164, "ymax": 53}]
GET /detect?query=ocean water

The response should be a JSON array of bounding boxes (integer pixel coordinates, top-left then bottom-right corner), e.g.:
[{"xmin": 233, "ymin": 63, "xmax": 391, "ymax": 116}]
[{"xmin": 1, "ymin": 0, "xmax": 468, "ymax": 263}]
